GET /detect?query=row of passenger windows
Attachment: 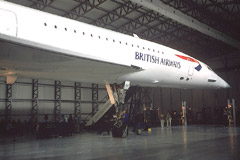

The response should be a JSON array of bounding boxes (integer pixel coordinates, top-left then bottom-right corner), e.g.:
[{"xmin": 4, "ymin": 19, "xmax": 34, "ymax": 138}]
[{"xmin": 43, "ymin": 22, "xmax": 164, "ymax": 54}]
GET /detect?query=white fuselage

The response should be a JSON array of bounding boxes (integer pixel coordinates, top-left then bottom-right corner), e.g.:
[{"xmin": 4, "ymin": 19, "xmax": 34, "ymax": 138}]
[{"xmin": 0, "ymin": 1, "xmax": 230, "ymax": 89}]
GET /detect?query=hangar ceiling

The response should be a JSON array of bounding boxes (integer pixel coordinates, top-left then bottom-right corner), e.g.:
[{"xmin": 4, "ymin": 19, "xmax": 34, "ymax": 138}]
[{"xmin": 5, "ymin": 0, "xmax": 240, "ymax": 71}]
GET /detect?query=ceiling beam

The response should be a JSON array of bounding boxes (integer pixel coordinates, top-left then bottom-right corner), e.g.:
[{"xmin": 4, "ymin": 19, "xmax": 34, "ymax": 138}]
[{"xmin": 130, "ymin": 0, "xmax": 240, "ymax": 50}]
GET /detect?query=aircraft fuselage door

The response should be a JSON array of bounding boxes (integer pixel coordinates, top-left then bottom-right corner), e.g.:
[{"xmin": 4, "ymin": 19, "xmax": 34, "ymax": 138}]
[
  {"xmin": 0, "ymin": 9, "xmax": 17, "ymax": 36},
  {"xmin": 188, "ymin": 64, "xmax": 194, "ymax": 76}
]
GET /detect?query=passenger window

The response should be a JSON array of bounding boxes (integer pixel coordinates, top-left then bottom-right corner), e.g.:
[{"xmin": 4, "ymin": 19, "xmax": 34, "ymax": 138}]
[
  {"xmin": 54, "ymin": 25, "xmax": 57, "ymax": 29},
  {"xmin": 44, "ymin": 23, "xmax": 47, "ymax": 26},
  {"xmin": 65, "ymin": 28, "xmax": 67, "ymax": 31}
]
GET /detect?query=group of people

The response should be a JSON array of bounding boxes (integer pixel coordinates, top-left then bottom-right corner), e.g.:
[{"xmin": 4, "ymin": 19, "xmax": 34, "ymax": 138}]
[
  {"xmin": 43, "ymin": 114, "xmax": 81, "ymax": 133},
  {"xmin": 102, "ymin": 109, "xmax": 129, "ymax": 137},
  {"xmin": 0, "ymin": 118, "xmax": 38, "ymax": 137},
  {"xmin": 0, "ymin": 114, "xmax": 83, "ymax": 138},
  {"xmin": 159, "ymin": 112, "xmax": 172, "ymax": 128},
  {"xmin": 134, "ymin": 108, "xmax": 173, "ymax": 135}
]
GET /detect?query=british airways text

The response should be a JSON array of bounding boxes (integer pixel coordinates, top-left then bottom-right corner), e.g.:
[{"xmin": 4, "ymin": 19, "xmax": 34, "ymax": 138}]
[{"xmin": 135, "ymin": 52, "xmax": 181, "ymax": 69}]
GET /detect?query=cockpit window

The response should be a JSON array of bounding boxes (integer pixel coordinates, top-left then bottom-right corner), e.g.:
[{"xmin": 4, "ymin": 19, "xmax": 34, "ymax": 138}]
[{"xmin": 207, "ymin": 66, "xmax": 213, "ymax": 71}]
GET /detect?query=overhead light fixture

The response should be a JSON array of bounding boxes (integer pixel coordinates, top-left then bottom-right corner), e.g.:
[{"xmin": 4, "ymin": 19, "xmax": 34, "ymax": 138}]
[{"xmin": 153, "ymin": 80, "xmax": 159, "ymax": 83}]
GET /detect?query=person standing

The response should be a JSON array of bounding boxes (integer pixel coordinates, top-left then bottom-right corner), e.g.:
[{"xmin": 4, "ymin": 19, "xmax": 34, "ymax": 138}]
[
  {"xmin": 68, "ymin": 114, "xmax": 73, "ymax": 123},
  {"xmin": 143, "ymin": 107, "xmax": 150, "ymax": 130},
  {"xmin": 158, "ymin": 108, "xmax": 165, "ymax": 128},
  {"xmin": 135, "ymin": 111, "xmax": 143, "ymax": 135},
  {"xmin": 121, "ymin": 110, "xmax": 128, "ymax": 126},
  {"xmin": 166, "ymin": 113, "xmax": 172, "ymax": 127},
  {"xmin": 74, "ymin": 114, "xmax": 81, "ymax": 133},
  {"xmin": 44, "ymin": 114, "xmax": 49, "ymax": 123},
  {"xmin": 121, "ymin": 110, "xmax": 128, "ymax": 137},
  {"xmin": 160, "ymin": 113, "xmax": 165, "ymax": 128},
  {"xmin": 223, "ymin": 109, "xmax": 228, "ymax": 127}
]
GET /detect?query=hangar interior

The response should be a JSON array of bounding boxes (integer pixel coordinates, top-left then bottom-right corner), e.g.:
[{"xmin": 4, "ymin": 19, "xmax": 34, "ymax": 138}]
[
  {"xmin": 0, "ymin": 0, "xmax": 240, "ymax": 159},
  {"xmin": 0, "ymin": 72, "xmax": 240, "ymax": 125},
  {"xmin": 0, "ymin": 0, "xmax": 239, "ymax": 126}
]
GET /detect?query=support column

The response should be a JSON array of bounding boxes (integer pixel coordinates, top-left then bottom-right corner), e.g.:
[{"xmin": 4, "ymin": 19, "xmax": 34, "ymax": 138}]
[
  {"xmin": 202, "ymin": 89, "xmax": 205, "ymax": 107},
  {"xmin": 5, "ymin": 84, "xmax": 12, "ymax": 121},
  {"xmin": 74, "ymin": 82, "xmax": 81, "ymax": 118},
  {"xmin": 31, "ymin": 79, "xmax": 38, "ymax": 121},
  {"xmin": 170, "ymin": 88, "xmax": 172, "ymax": 111},
  {"xmin": 232, "ymin": 99, "xmax": 236, "ymax": 125},
  {"xmin": 191, "ymin": 89, "xmax": 193, "ymax": 111},
  {"xmin": 54, "ymin": 81, "xmax": 61, "ymax": 121},
  {"xmin": 92, "ymin": 84, "xmax": 98, "ymax": 115},
  {"xmin": 135, "ymin": 87, "xmax": 141, "ymax": 110},
  {"xmin": 228, "ymin": 99, "xmax": 236, "ymax": 125},
  {"xmin": 182, "ymin": 101, "xmax": 187, "ymax": 126},
  {"xmin": 160, "ymin": 87, "xmax": 163, "ymax": 112}
]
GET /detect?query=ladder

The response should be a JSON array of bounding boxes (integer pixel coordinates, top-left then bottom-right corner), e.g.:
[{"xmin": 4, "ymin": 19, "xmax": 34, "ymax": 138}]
[{"xmin": 85, "ymin": 99, "xmax": 112, "ymax": 126}]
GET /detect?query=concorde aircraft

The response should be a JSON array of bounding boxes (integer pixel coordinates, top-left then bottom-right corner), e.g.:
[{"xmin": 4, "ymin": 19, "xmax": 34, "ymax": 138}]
[{"xmin": 0, "ymin": 1, "xmax": 230, "ymax": 89}]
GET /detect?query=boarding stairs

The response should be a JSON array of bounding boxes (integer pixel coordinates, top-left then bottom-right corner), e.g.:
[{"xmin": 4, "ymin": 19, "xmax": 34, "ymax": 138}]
[
  {"xmin": 85, "ymin": 99, "xmax": 113, "ymax": 126},
  {"xmin": 85, "ymin": 82, "xmax": 130, "ymax": 127}
]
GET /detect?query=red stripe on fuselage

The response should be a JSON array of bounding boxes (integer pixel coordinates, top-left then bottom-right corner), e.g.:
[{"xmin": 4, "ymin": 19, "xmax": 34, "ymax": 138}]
[{"xmin": 175, "ymin": 55, "xmax": 199, "ymax": 64}]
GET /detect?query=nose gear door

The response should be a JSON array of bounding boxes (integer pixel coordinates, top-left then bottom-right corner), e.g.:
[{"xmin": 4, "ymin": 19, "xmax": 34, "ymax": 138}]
[{"xmin": 188, "ymin": 64, "xmax": 194, "ymax": 76}]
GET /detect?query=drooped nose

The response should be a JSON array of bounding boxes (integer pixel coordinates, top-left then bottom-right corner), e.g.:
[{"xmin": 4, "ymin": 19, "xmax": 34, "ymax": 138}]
[
  {"xmin": 223, "ymin": 81, "xmax": 231, "ymax": 88},
  {"xmin": 218, "ymin": 77, "xmax": 231, "ymax": 88}
]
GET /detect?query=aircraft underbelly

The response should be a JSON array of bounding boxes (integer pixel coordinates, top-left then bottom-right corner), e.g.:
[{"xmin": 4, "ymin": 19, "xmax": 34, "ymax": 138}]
[{"xmin": 0, "ymin": 35, "xmax": 138, "ymax": 84}]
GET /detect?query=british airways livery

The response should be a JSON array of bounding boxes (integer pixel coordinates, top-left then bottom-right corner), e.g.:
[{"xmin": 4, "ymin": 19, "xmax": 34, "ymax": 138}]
[
  {"xmin": 0, "ymin": 1, "xmax": 230, "ymax": 89},
  {"xmin": 175, "ymin": 54, "xmax": 202, "ymax": 71}
]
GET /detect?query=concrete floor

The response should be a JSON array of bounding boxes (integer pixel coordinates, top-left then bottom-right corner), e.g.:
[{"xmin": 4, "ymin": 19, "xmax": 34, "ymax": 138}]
[{"xmin": 0, "ymin": 125, "xmax": 239, "ymax": 160}]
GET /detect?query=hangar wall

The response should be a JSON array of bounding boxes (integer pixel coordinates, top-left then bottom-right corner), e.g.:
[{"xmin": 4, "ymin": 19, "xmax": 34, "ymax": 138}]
[
  {"xmin": 0, "ymin": 70, "xmax": 239, "ymax": 123},
  {"xmin": 152, "ymin": 70, "xmax": 239, "ymax": 122},
  {"xmin": 0, "ymin": 77, "xmax": 108, "ymax": 122}
]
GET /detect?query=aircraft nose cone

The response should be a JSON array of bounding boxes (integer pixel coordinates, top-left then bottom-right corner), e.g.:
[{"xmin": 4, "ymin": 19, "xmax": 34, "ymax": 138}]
[
  {"xmin": 224, "ymin": 82, "xmax": 231, "ymax": 88},
  {"xmin": 219, "ymin": 77, "xmax": 231, "ymax": 88}
]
